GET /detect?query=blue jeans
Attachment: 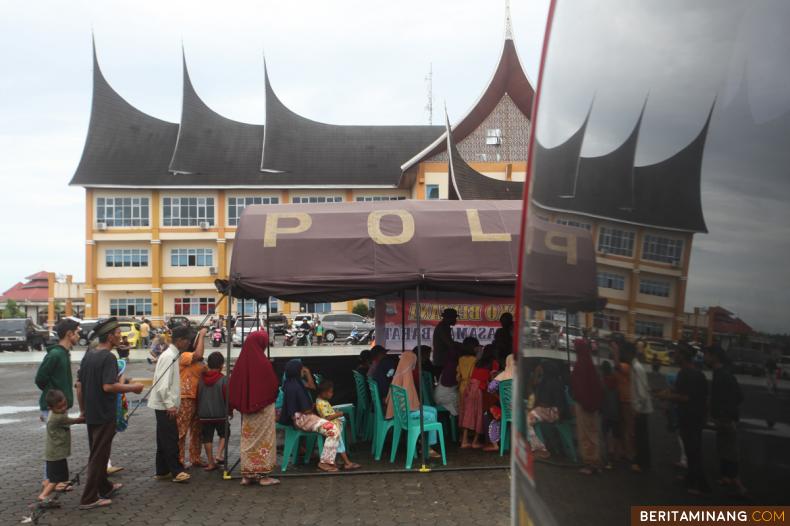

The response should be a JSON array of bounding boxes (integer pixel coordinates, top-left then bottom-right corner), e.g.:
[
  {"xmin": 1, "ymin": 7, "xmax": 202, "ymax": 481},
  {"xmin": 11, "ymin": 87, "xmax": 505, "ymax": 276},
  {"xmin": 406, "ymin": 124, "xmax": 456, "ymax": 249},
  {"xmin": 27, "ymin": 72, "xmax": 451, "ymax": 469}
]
[{"xmin": 409, "ymin": 405, "xmax": 438, "ymax": 446}]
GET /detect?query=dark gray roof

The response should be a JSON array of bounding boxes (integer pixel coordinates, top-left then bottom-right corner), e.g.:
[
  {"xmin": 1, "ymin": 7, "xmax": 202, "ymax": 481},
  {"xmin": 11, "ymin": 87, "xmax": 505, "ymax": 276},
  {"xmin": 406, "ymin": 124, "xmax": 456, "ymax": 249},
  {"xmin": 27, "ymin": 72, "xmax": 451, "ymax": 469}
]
[
  {"xmin": 445, "ymin": 115, "xmax": 523, "ymax": 200},
  {"xmin": 531, "ymin": 101, "xmax": 710, "ymax": 233},
  {"xmin": 167, "ymin": 54, "xmax": 266, "ymax": 183},
  {"xmin": 261, "ymin": 66, "xmax": 443, "ymax": 186},
  {"xmin": 70, "ymin": 43, "xmax": 179, "ymax": 186}
]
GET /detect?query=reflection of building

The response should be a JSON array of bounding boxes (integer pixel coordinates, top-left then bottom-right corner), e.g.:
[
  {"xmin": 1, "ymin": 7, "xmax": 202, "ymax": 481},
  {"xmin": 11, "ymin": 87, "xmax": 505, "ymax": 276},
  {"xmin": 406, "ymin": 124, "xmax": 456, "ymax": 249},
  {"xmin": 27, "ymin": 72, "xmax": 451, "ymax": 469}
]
[
  {"xmin": 69, "ymin": 5, "xmax": 701, "ymax": 338},
  {"xmin": 0, "ymin": 272, "xmax": 84, "ymax": 327}
]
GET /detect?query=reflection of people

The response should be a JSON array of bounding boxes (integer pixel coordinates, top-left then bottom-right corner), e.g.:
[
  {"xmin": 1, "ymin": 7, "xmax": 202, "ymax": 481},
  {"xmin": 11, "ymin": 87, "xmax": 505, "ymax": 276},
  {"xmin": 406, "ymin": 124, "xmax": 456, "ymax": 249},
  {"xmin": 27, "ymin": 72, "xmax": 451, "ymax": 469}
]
[
  {"xmin": 526, "ymin": 361, "xmax": 565, "ymax": 459},
  {"xmin": 229, "ymin": 331, "xmax": 280, "ymax": 486},
  {"xmin": 432, "ymin": 308, "xmax": 458, "ymax": 369},
  {"xmin": 492, "ymin": 312, "xmax": 514, "ymax": 367},
  {"xmin": 570, "ymin": 341, "xmax": 603, "ymax": 474}
]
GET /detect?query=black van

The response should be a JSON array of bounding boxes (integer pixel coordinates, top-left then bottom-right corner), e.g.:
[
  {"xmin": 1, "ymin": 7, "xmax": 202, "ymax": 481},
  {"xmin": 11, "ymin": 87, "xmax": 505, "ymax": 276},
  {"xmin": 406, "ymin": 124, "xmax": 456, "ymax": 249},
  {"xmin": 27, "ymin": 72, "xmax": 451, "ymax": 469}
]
[{"xmin": 0, "ymin": 318, "xmax": 50, "ymax": 351}]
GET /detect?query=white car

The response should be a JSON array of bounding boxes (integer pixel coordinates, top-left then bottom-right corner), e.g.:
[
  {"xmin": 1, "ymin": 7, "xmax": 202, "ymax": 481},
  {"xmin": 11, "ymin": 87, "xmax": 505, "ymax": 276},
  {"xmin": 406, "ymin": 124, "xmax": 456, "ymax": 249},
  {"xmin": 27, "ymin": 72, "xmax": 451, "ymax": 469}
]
[{"xmin": 557, "ymin": 326, "xmax": 584, "ymax": 350}]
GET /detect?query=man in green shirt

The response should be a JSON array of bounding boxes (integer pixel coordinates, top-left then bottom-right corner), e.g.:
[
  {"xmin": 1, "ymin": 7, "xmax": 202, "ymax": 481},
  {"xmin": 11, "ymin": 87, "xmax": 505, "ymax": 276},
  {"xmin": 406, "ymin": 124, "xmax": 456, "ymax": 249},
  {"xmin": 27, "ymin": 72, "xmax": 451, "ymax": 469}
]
[{"xmin": 35, "ymin": 318, "xmax": 80, "ymax": 418}]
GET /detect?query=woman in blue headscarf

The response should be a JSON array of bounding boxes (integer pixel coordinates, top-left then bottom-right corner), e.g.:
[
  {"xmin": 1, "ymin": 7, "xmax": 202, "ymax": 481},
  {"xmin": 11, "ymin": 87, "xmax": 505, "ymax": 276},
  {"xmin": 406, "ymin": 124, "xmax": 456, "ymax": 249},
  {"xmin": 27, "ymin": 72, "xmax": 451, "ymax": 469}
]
[{"xmin": 278, "ymin": 359, "xmax": 341, "ymax": 472}]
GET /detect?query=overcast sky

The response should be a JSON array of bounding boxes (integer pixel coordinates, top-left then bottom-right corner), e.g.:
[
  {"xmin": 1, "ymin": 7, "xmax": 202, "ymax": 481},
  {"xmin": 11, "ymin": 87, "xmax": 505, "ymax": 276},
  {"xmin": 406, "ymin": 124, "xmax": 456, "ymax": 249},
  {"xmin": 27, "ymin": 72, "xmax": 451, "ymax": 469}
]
[{"xmin": 1, "ymin": 1, "xmax": 787, "ymax": 333}]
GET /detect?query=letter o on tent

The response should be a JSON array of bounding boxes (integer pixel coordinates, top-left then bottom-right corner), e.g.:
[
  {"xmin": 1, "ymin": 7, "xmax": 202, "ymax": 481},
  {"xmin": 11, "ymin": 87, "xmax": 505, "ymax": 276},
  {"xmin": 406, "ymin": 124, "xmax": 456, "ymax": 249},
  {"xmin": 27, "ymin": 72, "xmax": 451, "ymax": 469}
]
[{"xmin": 367, "ymin": 210, "xmax": 415, "ymax": 245}]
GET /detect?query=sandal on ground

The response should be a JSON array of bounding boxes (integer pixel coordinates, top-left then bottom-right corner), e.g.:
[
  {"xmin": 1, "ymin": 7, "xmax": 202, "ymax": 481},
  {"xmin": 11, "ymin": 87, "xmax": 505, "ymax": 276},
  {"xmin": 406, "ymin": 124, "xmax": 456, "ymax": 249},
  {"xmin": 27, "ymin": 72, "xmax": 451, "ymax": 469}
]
[
  {"xmin": 482, "ymin": 444, "xmax": 499, "ymax": 452},
  {"xmin": 460, "ymin": 443, "xmax": 473, "ymax": 449},
  {"xmin": 428, "ymin": 449, "xmax": 442, "ymax": 459},
  {"xmin": 172, "ymin": 472, "xmax": 191, "ymax": 483},
  {"xmin": 216, "ymin": 457, "xmax": 225, "ymax": 465},
  {"xmin": 240, "ymin": 478, "xmax": 255, "ymax": 486},
  {"xmin": 343, "ymin": 462, "xmax": 361, "ymax": 470},
  {"xmin": 204, "ymin": 464, "xmax": 218, "ymax": 472},
  {"xmin": 55, "ymin": 482, "xmax": 74, "ymax": 492},
  {"xmin": 259, "ymin": 477, "xmax": 281, "ymax": 486},
  {"xmin": 101, "ymin": 483, "xmax": 123, "ymax": 499},
  {"xmin": 106, "ymin": 466, "xmax": 124, "ymax": 475},
  {"xmin": 318, "ymin": 462, "xmax": 339, "ymax": 472},
  {"xmin": 79, "ymin": 498, "xmax": 112, "ymax": 510},
  {"xmin": 153, "ymin": 472, "xmax": 172, "ymax": 481}
]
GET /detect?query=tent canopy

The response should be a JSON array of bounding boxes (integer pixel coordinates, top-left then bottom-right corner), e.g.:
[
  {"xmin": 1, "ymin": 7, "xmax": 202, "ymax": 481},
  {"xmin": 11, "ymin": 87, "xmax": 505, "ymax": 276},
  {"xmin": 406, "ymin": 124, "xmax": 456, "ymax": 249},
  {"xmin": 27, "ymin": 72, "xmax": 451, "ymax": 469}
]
[{"xmin": 228, "ymin": 200, "xmax": 601, "ymax": 311}]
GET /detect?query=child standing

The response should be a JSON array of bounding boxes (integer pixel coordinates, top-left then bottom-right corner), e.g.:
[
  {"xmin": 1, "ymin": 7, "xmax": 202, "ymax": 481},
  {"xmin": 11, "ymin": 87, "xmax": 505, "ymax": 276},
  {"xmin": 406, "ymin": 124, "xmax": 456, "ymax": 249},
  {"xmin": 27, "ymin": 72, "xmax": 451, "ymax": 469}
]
[
  {"xmin": 39, "ymin": 389, "xmax": 84, "ymax": 502},
  {"xmin": 315, "ymin": 380, "xmax": 360, "ymax": 470},
  {"xmin": 197, "ymin": 352, "xmax": 230, "ymax": 471}
]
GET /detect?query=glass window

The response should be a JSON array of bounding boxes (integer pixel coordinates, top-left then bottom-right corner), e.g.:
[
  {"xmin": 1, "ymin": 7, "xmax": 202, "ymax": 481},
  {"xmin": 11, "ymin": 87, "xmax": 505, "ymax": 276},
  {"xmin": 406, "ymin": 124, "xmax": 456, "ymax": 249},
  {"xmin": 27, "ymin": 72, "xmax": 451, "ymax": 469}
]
[
  {"xmin": 105, "ymin": 249, "xmax": 149, "ymax": 268},
  {"xmin": 597, "ymin": 226, "xmax": 635, "ymax": 257},
  {"xmin": 426, "ymin": 185, "xmax": 440, "ymax": 200},
  {"xmin": 269, "ymin": 297, "xmax": 279, "ymax": 314},
  {"xmin": 291, "ymin": 196, "xmax": 343, "ymax": 204},
  {"xmin": 597, "ymin": 271, "xmax": 625, "ymax": 290},
  {"xmin": 171, "ymin": 248, "xmax": 214, "ymax": 267},
  {"xmin": 173, "ymin": 297, "xmax": 216, "ymax": 316},
  {"xmin": 227, "ymin": 196, "xmax": 279, "ymax": 226},
  {"xmin": 162, "ymin": 196, "xmax": 215, "ymax": 226},
  {"xmin": 96, "ymin": 197, "xmax": 150, "ymax": 227},
  {"xmin": 639, "ymin": 278, "xmax": 671, "ymax": 298},
  {"xmin": 355, "ymin": 196, "xmax": 407, "ymax": 202},
  {"xmin": 593, "ymin": 312, "xmax": 621, "ymax": 332},
  {"xmin": 642, "ymin": 234, "xmax": 684, "ymax": 265},
  {"xmin": 109, "ymin": 298, "xmax": 151, "ymax": 316},
  {"xmin": 556, "ymin": 217, "xmax": 592, "ymax": 231},
  {"xmin": 635, "ymin": 320, "xmax": 664, "ymax": 337}
]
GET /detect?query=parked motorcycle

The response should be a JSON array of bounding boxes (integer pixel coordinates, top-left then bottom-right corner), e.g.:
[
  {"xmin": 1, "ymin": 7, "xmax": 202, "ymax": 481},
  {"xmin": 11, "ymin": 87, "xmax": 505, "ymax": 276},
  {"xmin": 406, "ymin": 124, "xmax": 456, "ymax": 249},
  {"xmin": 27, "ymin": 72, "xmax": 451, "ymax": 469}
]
[{"xmin": 345, "ymin": 325, "xmax": 373, "ymax": 345}]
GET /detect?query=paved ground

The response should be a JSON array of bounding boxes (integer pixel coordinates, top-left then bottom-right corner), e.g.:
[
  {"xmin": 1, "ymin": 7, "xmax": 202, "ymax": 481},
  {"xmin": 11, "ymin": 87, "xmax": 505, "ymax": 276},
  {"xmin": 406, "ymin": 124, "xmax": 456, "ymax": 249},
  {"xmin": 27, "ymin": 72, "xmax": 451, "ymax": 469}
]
[{"xmin": 1, "ymin": 361, "xmax": 788, "ymax": 526}]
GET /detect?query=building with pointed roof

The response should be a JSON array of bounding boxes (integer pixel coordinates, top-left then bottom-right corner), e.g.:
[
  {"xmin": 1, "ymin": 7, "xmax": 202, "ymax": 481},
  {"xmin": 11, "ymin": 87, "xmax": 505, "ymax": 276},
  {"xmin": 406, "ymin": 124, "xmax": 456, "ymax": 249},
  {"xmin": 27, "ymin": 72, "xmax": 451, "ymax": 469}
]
[{"xmin": 69, "ymin": 3, "xmax": 705, "ymax": 340}]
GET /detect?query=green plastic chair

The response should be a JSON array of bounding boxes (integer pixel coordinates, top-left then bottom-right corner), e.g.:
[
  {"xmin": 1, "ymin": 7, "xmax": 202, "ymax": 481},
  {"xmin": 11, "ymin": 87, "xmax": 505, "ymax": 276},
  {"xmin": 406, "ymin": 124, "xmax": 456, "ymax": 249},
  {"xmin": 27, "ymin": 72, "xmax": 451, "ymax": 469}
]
[
  {"xmin": 533, "ymin": 388, "xmax": 578, "ymax": 463},
  {"xmin": 276, "ymin": 422, "xmax": 324, "ymax": 472},
  {"xmin": 499, "ymin": 379, "xmax": 513, "ymax": 456},
  {"xmin": 332, "ymin": 403, "xmax": 356, "ymax": 447},
  {"xmin": 352, "ymin": 370, "xmax": 373, "ymax": 441},
  {"xmin": 421, "ymin": 371, "xmax": 458, "ymax": 442},
  {"xmin": 366, "ymin": 377, "xmax": 395, "ymax": 460},
  {"xmin": 389, "ymin": 385, "xmax": 447, "ymax": 470}
]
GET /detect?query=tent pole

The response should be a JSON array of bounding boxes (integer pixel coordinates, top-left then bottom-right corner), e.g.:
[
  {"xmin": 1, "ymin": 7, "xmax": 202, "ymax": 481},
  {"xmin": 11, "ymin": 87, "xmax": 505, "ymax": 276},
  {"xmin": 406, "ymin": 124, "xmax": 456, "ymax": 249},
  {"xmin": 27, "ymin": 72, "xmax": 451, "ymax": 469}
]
[
  {"xmin": 223, "ymin": 288, "xmax": 233, "ymax": 480},
  {"xmin": 415, "ymin": 284, "xmax": 429, "ymax": 472},
  {"xmin": 565, "ymin": 309, "xmax": 571, "ymax": 366},
  {"xmin": 256, "ymin": 301, "xmax": 261, "ymax": 331},
  {"xmin": 266, "ymin": 296, "xmax": 271, "ymax": 359},
  {"xmin": 401, "ymin": 291, "xmax": 406, "ymax": 354}
]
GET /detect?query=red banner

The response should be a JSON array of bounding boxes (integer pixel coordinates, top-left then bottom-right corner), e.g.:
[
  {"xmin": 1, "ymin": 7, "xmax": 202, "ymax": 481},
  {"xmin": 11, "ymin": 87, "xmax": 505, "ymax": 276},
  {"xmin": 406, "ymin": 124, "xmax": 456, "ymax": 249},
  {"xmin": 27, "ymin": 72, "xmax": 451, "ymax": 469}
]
[{"xmin": 381, "ymin": 297, "xmax": 515, "ymax": 349}]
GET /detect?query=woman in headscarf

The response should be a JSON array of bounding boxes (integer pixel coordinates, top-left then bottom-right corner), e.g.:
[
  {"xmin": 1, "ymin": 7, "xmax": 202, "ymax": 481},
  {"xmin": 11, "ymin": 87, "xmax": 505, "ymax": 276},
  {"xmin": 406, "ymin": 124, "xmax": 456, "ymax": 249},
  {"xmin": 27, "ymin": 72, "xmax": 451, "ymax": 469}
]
[
  {"xmin": 279, "ymin": 359, "xmax": 342, "ymax": 472},
  {"xmin": 482, "ymin": 353, "xmax": 516, "ymax": 451},
  {"xmin": 228, "ymin": 330, "xmax": 280, "ymax": 486},
  {"xmin": 526, "ymin": 360, "xmax": 566, "ymax": 459},
  {"xmin": 571, "ymin": 339, "xmax": 604, "ymax": 474},
  {"xmin": 371, "ymin": 349, "xmax": 398, "ymax": 408},
  {"xmin": 385, "ymin": 349, "xmax": 441, "ymax": 458}
]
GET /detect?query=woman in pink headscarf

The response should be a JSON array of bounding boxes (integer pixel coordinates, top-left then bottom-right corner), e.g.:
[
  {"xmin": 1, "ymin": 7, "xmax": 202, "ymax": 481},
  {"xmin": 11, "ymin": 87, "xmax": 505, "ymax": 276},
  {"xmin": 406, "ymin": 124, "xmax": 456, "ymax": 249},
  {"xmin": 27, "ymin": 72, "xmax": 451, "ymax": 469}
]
[{"xmin": 570, "ymin": 339, "xmax": 604, "ymax": 475}]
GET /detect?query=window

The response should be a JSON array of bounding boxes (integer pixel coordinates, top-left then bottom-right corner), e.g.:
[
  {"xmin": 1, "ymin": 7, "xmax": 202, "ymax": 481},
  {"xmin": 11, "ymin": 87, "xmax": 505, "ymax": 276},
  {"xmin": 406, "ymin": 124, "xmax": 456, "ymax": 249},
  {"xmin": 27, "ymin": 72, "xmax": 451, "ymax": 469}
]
[
  {"xmin": 109, "ymin": 298, "xmax": 151, "ymax": 316},
  {"xmin": 597, "ymin": 271, "xmax": 625, "ymax": 291},
  {"xmin": 556, "ymin": 217, "xmax": 592, "ymax": 231},
  {"xmin": 426, "ymin": 184, "xmax": 440, "ymax": 200},
  {"xmin": 639, "ymin": 278, "xmax": 671, "ymax": 298},
  {"xmin": 593, "ymin": 312, "xmax": 621, "ymax": 332},
  {"xmin": 355, "ymin": 196, "xmax": 407, "ymax": 202},
  {"xmin": 105, "ymin": 249, "xmax": 149, "ymax": 268},
  {"xmin": 162, "ymin": 197, "xmax": 215, "ymax": 226},
  {"xmin": 598, "ymin": 226, "xmax": 635, "ymax": 257},
  {"xmin": 228, "ymin": 196, "xmax": 279, "ymax": 226},
  {"xmin": 485, "ymin": 128, "xmax": 503, "ymax": 146},
  {"xmin": 96, "ymin": 197, "xmax": 149, "ymax": 227},
  {"xmin": 291, "ymin": 196, "xmax": 343, "ymax": 204},
  {"xmin": 269, "ymin": 297, "xmax": 279, "ymax": 314},
  {"xmin": 170, "ymin": 248, "xmax": 214, "ymax": 267},
  {"xmin": 635, "ymin": 320, "xmax": 664, "ymax": 337},
  {"xmin": 642, "ymin": 234, "xmax": 684, "ymax": 265},
  {"xmin": 173, "ymin": 297, "xmax": 216, "ymax": 316},
  {"xmin": 298, "ymin": 302, "xmax": 333, "ymax": 313}
]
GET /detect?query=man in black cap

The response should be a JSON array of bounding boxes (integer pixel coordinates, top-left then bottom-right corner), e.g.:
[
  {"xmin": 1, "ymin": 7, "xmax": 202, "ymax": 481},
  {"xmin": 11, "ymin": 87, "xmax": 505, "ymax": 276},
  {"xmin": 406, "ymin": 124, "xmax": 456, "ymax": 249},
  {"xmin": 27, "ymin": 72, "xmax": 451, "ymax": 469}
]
[
  {"xmin": 492, "ymin": 312, "xmax": 514, "ymax": 367},
  {"xmin": 76, "ymin": 317, "xmax": 144, "ymax": 510},
  {"xmin": 432, "ymin": 308, "xmax": 458, "ymax": 371}
]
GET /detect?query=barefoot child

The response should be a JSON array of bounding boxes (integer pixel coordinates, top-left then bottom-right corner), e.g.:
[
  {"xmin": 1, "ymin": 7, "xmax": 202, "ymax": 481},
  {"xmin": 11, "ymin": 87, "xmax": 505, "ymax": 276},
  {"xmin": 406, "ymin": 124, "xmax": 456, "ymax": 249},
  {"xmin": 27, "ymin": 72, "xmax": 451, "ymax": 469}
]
[
  {"xmin": 39, "ymin": 389, "xmax": 85, "ymax": 502},
  {"xmin": 315, "ymin": 380, "xmax": 360, "ymax": 470},
  {"xmin": 197, "ymin": 352, "xmax": 230, "ymax": 471}
]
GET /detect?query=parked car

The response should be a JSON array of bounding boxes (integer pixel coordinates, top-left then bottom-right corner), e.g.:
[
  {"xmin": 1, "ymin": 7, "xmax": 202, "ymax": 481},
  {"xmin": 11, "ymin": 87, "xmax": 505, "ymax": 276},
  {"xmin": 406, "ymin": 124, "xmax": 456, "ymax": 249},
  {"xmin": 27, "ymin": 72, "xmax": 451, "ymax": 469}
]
[
  {"xmin": 557, "ymin": 325, "xmax": 583, "ymax": 350},
  {"xmin": 293, "ymin": 314, "xmax": 315, "ymax": 327},
  {"xmin": 266, "ymin": 314, "xmax": 289, "ymax": 335},
  {"xmin": 77, "ymin": 319, "xmax": 100, "ymax": 346},
  {"xmin": 118, "ymin": 321, "xmax": 141, "ymax": 348},
  {"xmin": 321, "ymin": 313, "xmax": 373, "ymax": 343},
  {"xmin": 639, "ymin": 339, "xmax": 674, "ymax": 366},
  {"xmin": 0, "ymin": 318, "xmax": 50, "ymax": 351},
  {"xmin": 232, "ymin": 324, "xmax": 260, "ymax": 346}
]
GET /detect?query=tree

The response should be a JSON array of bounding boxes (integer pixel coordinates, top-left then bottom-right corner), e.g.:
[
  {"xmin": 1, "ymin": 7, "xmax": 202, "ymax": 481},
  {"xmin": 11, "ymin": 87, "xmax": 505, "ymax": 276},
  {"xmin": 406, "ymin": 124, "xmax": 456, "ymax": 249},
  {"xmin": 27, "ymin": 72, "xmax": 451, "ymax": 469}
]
[
  {"xmin": 2, "ymin": 299, "xmax": 25, "ymax": 319},
  {"xmin": 352, "ymin": 302, "xmax": 369, "ymax": 318}
]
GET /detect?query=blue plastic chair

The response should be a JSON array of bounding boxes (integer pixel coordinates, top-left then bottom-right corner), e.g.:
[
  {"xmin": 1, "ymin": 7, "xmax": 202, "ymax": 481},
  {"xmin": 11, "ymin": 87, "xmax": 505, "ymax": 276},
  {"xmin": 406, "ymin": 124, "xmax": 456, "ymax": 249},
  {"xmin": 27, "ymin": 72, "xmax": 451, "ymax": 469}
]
[
  {"xmin": 499, "ymin": 379, "xmax": 512, "ymax": 455},
  {"xmin": 367, "ymin": 377, "xmax": 395, "ymax": 460},
  {"xmin": 389, "ymin": 385, "xmax": 447, "ymax": 470}
]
